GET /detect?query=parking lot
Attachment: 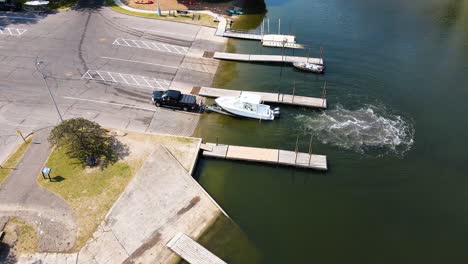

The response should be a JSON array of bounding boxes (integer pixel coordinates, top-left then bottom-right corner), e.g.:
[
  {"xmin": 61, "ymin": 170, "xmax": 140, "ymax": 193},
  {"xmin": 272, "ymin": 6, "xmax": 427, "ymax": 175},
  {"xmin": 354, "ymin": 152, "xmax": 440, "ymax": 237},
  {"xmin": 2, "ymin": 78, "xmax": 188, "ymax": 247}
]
[{"xmin": 0, "ymin": 6, "xmax": 226, "ymax": 162}]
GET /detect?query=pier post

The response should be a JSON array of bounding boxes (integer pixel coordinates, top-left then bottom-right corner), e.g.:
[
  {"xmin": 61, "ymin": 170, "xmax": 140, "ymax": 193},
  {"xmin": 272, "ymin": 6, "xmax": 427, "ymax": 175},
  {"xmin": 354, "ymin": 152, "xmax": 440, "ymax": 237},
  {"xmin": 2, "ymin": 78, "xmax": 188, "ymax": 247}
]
[
  {"xmin": 268, "ymin": 18, "xmax": 270, "ymax": 33},
  {"xmin": 292, "ymin": 81, "xmax": 296, "ymax": 103},
  {"xmin": 307, "ymin": 48, "xmax": 310, "ymax": 63},
  {"xmin": 277, "ymin": 86, "xmax": 281, "ymax": 101},
  {"xmin": 308, "ymin": 135, "xmax": 313, "ymax": 166},
  {"xmin": 294, "ymin": 135, "xmax": 299, "ymax": 165},
  {"xmin": 321, "ymin": 81, "xmax": 327, "ymax": 107},
  {"xmin": 278, "ymin": 18, "xmax": 281, "ymax": 34},
  {"xmin": 277, "ymin": 147, "xmax": 280, "ymax": 164},
  {"xmin": 320, "ymin": 47, "xmax": 323, "ymax": 63},
  {"xmin": 216, "ymin": 137, "xmax": 219, "ymax": 146}
]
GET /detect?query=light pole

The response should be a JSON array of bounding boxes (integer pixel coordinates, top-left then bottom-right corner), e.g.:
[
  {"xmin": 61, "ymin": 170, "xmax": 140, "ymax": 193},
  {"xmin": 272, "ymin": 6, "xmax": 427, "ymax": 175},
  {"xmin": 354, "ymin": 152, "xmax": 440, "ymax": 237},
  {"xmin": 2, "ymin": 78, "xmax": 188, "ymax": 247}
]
[{"xmin": 35, "ymin": 61, "xmax": 64, "ymax": 122}]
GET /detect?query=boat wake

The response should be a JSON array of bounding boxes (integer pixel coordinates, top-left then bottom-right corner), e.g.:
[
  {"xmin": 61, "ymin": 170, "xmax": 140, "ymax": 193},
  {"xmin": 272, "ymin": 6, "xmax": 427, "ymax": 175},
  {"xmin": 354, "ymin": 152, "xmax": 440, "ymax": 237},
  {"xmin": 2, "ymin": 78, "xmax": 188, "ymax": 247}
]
[{"xmin": 296, "ymin": 105, "xmax": 415, "ymax": 156}]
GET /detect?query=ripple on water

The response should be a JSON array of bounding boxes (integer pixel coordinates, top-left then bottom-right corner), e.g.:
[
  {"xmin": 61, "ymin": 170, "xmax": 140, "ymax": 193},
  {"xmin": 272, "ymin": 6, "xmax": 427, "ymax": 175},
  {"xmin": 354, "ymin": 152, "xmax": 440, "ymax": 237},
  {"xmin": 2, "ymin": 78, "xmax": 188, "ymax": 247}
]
[{"xmin": 296, "ymin": 105, "xmax": 415, "ymax": 156}]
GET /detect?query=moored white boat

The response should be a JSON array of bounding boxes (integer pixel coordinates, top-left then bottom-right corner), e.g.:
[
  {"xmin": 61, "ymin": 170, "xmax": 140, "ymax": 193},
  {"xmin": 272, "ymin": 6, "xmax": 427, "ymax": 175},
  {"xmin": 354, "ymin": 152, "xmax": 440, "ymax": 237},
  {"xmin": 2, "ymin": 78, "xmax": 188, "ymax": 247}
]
[
  {"xmin": 215, "ymin": 93, "xmax": 280, "ymax": 120},
  {"xmin": 293, "ymin": 62, "xmax": 325, "ymax": 73}
]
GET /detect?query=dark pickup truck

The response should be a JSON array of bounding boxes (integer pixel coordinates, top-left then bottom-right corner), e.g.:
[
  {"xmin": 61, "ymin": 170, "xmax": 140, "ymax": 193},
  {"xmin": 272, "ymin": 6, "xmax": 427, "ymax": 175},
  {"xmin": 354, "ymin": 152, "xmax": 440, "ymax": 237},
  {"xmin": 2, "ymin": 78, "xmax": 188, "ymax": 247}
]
[{"xmin": 152, "ymin": 90, "xmax": 198, "ymax": 111}]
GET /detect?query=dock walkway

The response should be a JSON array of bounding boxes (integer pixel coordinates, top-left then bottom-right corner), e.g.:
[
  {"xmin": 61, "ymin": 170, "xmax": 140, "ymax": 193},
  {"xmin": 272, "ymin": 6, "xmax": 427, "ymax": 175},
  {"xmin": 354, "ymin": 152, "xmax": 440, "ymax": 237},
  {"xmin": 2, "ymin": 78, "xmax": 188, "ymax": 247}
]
[
  {"xmin": 201, "ymin": 143, "xmax": 328, "ymax": 170},
  {"xmin": 167, "ymin": 232, "xmax": 227, "ymax": 264},
  {"xmin": 213, "ymin": 52, "xmax": 323, "ymax": 65},
  {"xmin": 171, "ymin": 83, "xmax": 327, "ymax": 109}
]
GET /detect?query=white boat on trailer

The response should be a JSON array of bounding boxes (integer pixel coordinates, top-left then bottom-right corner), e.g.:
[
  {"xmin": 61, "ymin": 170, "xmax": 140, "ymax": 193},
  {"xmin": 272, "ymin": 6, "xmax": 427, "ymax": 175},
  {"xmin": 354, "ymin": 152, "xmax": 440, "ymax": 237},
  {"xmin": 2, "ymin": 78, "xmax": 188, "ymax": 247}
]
[{"xmin": 215, "ymin": 93, "xmax": 280, "ymax": 120}]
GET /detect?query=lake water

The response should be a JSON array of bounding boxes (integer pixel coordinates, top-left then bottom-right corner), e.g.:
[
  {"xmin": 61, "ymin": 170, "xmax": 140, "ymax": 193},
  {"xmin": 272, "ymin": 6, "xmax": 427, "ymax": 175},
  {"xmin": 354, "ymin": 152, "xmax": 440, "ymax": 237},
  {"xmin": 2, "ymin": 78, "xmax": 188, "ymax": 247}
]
[{"xmin": 194, "ymin": 0, "xmax": 468, "ymax": 263}]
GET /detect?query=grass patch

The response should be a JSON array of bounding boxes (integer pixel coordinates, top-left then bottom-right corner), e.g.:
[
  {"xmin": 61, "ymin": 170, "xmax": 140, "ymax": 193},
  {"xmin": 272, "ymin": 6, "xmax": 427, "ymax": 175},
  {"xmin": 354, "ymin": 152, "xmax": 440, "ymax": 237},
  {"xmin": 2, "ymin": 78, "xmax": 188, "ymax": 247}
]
[
  {"xmin": 0, "ymin": 138, "xmax": 32, "ymax": 185},
  {"xmin": 38, "ymin": 146, "xmax": 140, "ymax": 251},
  {"xmin": 9, "ymin": 218, "xmax": 37, "ymax": 254},
  {"xmin": 104, "ymin": 0, "xmax": 219, "ymax": 27},
  {"xmin": 37, "ymin": 130, "xmax": 200, "ymax": 251}
]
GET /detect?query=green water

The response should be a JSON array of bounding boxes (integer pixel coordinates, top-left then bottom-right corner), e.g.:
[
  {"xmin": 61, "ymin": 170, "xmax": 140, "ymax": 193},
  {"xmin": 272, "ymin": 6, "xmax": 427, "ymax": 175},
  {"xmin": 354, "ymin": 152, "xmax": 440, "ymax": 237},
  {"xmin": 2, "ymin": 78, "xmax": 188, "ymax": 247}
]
[{"xmin": 194, "ymin": 0, "xmax": 468, "ymax": 263}]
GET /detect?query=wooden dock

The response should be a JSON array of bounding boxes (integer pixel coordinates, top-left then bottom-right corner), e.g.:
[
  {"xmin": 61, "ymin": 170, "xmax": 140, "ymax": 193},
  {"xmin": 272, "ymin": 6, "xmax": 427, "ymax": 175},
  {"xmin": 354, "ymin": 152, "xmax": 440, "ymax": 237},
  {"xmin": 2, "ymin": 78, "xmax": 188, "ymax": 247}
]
[
  {"xmin": 201, "ymin": 143, "xmax": 328, "ymax": 170},
  {"xmin": 167, "ymin": 232, "xmax": 227, "ymax": 264},
  {"xmin": 171, "ymin": 84, "xmax": 327, "ymax": 109},
  {"xmin": 213, "ymin": 52, "xmax": 323, "ymax": 65}
]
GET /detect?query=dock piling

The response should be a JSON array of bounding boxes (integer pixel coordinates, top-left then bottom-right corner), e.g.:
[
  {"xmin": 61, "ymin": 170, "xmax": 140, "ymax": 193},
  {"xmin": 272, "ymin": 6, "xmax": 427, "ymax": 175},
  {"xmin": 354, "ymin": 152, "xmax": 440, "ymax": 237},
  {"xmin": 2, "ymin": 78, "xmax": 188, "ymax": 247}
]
[
  {"xmin": 321, "ymin": 81, "xmax": 327, "ymax": 107},
  {"xmin": 308, "ymin": 135, "xmax": 313, "ymax": 166},
  {"xmin": 216, "ymin": 137, "xmax": 219, "ymax": 146},
  {"xmin": 292, "ymin": 81, "xmax": 296, "ymax": 103},
  {"xmin": 294, "ymin": 135, "xmax": 299, "ymax": 165}
]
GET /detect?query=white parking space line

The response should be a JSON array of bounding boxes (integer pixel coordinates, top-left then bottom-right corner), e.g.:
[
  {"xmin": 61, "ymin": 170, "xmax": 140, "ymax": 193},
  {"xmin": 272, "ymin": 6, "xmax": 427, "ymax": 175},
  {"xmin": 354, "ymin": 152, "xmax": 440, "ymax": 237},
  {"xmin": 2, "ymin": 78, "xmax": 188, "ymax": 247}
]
[
  {"xmin": 0, "ymin": 28, "xmax": 27, "ymax": 36},
  {"xmin": 63, "ymin": 96, "xmax": 156, "ymax": 112},
  {"xmin": 131, "ymin": 28, "xmax": 195, "ymax": 38},
  {"xmin": 82, "ymin": 70, "xmax": 170, "ymax": 90},
  {"xmin": 100, "ymin": 57, "xmax": 179, "ymax": 69},
  {"xmin": 113, "ymin": 38, "xmax": 189, "ymax": 55}
]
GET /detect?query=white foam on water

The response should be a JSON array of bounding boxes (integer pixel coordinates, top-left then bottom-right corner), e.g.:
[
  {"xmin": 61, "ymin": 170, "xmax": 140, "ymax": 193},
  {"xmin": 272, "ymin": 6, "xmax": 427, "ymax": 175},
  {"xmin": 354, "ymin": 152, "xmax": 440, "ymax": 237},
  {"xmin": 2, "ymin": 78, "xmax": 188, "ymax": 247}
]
[{"xmin": 296, "ymin": 105, "xmax": 415, "ymax": 156}]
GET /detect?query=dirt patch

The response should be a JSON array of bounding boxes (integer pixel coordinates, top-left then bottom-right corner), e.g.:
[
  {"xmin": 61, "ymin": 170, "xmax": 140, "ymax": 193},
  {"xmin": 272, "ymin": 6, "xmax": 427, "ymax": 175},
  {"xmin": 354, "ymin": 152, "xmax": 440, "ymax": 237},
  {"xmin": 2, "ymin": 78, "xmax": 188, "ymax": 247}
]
[
  {"xmin": 123, "ymin": 0, "xmax": 187, "ymax": 10},
  {"xmin": 122, "ymin": 231, "xmax": 162, "ymax": 264},
  {"xmin": 122, "ymin": 0, "xmax": 253, "ymax": 15},
  {"xmin": 0, "ymin": 217, "xmax": 37, "ymax": 262}
]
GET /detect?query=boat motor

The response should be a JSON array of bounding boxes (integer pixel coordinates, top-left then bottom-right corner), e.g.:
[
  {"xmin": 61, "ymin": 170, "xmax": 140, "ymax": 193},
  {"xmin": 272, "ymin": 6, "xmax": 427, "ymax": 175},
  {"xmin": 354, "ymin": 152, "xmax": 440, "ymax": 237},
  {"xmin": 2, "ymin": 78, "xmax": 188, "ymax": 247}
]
[{"xmin": 273, "ymin": 107, "xmax": 281, "ymax": 117}]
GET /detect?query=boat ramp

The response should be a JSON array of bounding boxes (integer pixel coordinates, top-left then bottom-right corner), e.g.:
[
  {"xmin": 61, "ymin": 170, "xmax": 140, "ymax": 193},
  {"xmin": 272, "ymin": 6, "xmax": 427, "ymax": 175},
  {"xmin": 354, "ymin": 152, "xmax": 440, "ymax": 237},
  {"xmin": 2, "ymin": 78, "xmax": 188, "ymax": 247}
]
[
  {"xmin": 171, "ymin": 84, "xmax": 327, "ymax": 109},
  {"xmin": 201, "ymin": 143, "xmax": 328, "ymax": 170},
  {"xmin": 213, "ymin": 52, "xmax": 324, "ymax": 65}
]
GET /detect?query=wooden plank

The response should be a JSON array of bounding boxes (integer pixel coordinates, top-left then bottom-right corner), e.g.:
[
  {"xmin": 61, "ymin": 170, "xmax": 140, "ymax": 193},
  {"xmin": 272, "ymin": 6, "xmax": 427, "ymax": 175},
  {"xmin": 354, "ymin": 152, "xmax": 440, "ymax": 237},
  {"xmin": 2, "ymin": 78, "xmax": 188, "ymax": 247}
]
[{"xmin": 167, "ymin": 232, "xmax": 227, "ymax": 264}]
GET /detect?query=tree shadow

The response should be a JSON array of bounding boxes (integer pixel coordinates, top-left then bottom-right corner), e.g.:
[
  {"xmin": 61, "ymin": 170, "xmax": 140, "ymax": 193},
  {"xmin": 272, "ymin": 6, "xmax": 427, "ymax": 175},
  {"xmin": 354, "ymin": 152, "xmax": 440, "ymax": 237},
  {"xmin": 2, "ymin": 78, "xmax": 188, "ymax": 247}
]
[
  {"xmin": 112, "ymin": 137, "xmax": 130, "ymax": 160},
  {"xmin": 0, "ymin": 241, "xmax": 16, "ymax": 264}
]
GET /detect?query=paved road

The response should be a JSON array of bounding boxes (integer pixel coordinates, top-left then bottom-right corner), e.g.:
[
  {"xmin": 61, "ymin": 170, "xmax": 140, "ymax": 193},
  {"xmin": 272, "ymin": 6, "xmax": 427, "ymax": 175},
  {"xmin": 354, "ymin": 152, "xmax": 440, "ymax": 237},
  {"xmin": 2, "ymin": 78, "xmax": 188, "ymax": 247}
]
[
  {"xmin": 0, "ymin": 128, "xmax": 76, "ymax": 252},
  {"xmin": 0, "ymin": 4, "xmax": 225, "ymax": 163}
]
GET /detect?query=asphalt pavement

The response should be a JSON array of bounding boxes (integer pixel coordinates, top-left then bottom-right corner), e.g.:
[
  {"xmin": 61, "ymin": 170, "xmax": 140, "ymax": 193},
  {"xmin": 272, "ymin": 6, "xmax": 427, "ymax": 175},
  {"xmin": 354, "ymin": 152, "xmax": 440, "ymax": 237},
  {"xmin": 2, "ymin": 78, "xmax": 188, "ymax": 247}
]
[{"xmin": 0, "ymin": 4, "xmax": 225, "ymax": 164}]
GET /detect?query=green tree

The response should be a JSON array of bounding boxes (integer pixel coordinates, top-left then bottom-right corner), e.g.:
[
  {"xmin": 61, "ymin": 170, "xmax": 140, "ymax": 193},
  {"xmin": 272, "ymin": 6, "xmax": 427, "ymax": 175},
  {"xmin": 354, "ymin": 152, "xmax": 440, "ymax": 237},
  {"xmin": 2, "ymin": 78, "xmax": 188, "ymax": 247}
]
[{"xmin": 48, "ymin": 118, "xmax": 118, "ymax": 168}]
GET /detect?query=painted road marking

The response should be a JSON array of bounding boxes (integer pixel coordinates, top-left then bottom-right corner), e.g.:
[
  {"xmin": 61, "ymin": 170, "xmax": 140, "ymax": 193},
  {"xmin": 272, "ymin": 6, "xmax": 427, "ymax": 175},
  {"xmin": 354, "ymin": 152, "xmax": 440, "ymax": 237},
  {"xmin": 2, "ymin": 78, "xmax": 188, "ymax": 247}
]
[
  {"xmin": 100, "ymin": 56, "xmax": 179, "ymax": 69},
  {"xmin": 0, "ymin": 28, "xmax": 27, "ymax": 36},
  {"xmin": 113, "ymin": 38, "xmax": 189, "ymax": 55},
  {"xmin": 132, "ymin": 28, "xmax": 195, "ymax": 38},
  {"xmin": 82, "ymin": 70, "xmax": 170, "ymax": 90},
  {"xmin": 63, "ymin": 96, "xmax": 156, "ymax": 112}
]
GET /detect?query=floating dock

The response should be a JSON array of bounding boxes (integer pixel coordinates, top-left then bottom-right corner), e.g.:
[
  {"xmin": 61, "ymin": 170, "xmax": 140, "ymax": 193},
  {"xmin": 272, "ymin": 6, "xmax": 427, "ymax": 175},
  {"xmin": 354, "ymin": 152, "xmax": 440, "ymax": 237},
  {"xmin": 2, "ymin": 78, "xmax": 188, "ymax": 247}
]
[
  {"xmin": 167, "ymin": 232, "xmax": 227, "ymax": 264},
  {"xmin": 215, "ymin": 17, "xmax": 304, "ymax": 49},
  {"xmin": 213, "ymin": 52, "xmax": 323, "ymax": 65},
  {"xmin": 201, "ymin": 143, "xmax": 328, "ymax": 171},
  {"xmin": 223, "ymin": 31, "xmax": 263, "ymax": 41},
  {"xmin": 171, "ymin": 84, "xmax": 327, "ymax": 109}
]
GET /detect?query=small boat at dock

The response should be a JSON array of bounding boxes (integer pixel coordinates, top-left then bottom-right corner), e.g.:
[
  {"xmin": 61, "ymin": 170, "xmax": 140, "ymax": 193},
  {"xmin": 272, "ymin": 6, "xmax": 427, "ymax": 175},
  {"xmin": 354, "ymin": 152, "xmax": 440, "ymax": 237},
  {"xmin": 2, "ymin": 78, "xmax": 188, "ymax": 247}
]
[
  {"xmin": 215, "ymin": 93, "xmax": 280, "ymax": 120},
  {"xmin": 292, "ymin": 62, "xmax": 325, "ymax": 73}
]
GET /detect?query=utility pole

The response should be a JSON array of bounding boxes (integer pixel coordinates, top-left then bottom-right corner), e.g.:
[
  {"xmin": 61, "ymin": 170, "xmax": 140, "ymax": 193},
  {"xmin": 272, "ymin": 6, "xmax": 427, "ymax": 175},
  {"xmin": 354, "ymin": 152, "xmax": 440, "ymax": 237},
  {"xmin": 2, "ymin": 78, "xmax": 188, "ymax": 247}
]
[{"xmin": 36, "ymin": 60, "xmax": 63, "ymax": 122}]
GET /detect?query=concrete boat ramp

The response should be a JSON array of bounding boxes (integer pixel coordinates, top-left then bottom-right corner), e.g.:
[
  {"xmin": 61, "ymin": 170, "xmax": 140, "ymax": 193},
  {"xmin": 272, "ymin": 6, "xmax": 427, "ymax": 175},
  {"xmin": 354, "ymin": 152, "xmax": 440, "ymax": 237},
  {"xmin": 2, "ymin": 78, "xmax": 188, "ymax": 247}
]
[
  {"xmin": 213, "ymin": 51, "xmax": 323, "ymax": 65},
  {"xmin": 201, "ymin": 143, "xmax": 328, "ymax": 171},
  {"xmin": 172, "ymin": 83, "xmax": 327, "ymax": 109}
]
